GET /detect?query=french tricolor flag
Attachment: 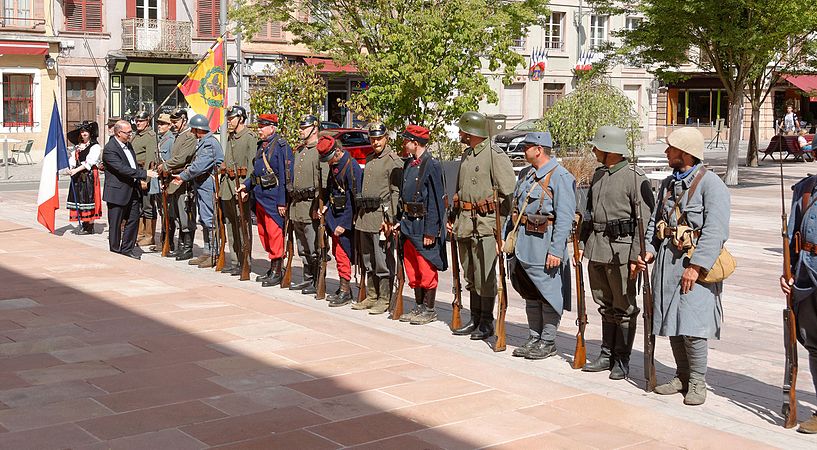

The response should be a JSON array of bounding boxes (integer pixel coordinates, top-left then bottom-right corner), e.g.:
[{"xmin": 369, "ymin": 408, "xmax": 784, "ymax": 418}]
[{"xmin": 36, "ymin": 98, "xmax": 69, "ymax": 233}]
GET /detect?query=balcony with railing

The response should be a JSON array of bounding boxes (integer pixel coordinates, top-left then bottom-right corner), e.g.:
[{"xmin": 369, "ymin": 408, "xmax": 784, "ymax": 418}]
[
  {"xmin": 0, "ymin": 15, "xmax": 46, "ymax": 32},
  {"xmin": 121, "ymin": 18, "xmax": 192, "ymax": 57},
  {"xmin": 542, "ymin": 40, "xmax": 565, "ymax": 52}
]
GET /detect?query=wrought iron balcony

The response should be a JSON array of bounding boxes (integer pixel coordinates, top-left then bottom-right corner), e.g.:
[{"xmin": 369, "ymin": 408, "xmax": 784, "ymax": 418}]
[{"xmin": 121, "ymin": 18, "xmax": 192, "ymax": 56}]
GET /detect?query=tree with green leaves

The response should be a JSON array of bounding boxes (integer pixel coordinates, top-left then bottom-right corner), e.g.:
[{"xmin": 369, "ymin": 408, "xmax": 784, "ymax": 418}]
[
  {"xmin": 231, "ymin": 0, "xmax": 549, "ymax": 142},
  {"xmin": 248, "ymin": 62, "xmax": 327, "ymax": 146},
  {"xmin": 593, "ymin": 0, "xmax": 817, "ymax": 186}
]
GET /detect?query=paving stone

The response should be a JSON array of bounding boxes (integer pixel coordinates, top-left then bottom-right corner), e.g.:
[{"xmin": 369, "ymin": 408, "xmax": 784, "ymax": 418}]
[
  {"xmin": 75, "ymin": 429, "xmax": 208, "ymax": 450},
  {"xmin": 76, "ymin": 401, "xmax": 227, "ymax": 440},
  {"xmin": 94, "ymin": 378, "xmax": 231, "ymax": 412},
  {"xmin": 16, "ymin": 361, "xmax": 122, "ymax": 385},
  {"xmin": 0, "ymin": 397, "xmax": 112, "ymax": 432},
  {"xmin": 0, "ymin": 423, "xmax": 99, "ymax": 449},
  {"xmin": 308, "ymin": 411, "xmax": 426, "ymax": 446},
  {"xmin": 0, "ymin": 298, "xmax": 39, "ymax": 310},
  {"xmin": 208, "ymin": 366, "xmax": 314, "ymax": 392},
  {"xmin": 0, "ymin": 380, "xmax": 108, "ymax": 408},
  {"xmin": 305, "ymin": 389, "xmax": 413, "ymax": 421},
  {"xmin": 89, "ymin": 362, "xmax": 217, "ymax": 393},
  {"xmin": 287, "ymin": 368, "xmax": 413, "ymax": 400},
  {"xmin": 209, "ymin": 429, "xmax": 338, "ymax": 450},
  {"xmin": 203, "ymin": 386, "xmax": 318, "ymax": 416},
  {"xmin": 179, "ymin": 406, "xmax": 329, "ymax": 446},
  {"xmin": 51, "ymin": 342, "xmax": 146, "ymax": 363},
  {"xmin": 0, "ymin": 336, "xmax": 86, "ymax": 357}
]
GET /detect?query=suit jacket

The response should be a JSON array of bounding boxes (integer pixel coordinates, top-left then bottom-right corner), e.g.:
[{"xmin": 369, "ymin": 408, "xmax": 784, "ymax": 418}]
[{"xmin": 103, "ymin": 137, "xmax": 147, "ymax": 206}]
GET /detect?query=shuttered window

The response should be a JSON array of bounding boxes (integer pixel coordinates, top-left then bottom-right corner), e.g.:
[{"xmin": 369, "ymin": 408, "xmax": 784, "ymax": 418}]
[
  {"xmin": 196, "ymin": 0, "xmax": 220, "ymax": 38},
  {"xmin": 2, "ymin": 74, "xmax": 34, "ymax": 127},
  {"xmin": 64, "ymin": 0, "xmax": 103, "ymax": 32},
  {"xmin": 255, "ymin": 21, "xmax": 283, "ymax": 42}
]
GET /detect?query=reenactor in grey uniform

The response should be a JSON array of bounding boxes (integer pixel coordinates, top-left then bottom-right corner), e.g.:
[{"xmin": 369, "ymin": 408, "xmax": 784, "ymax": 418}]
[
  {"xmin": 158, "ymin": 109, "xmax": 199, "ymax": 260},
  {"xmin": 218, "ymin": 106, "xmax": 256, "ymax": 276},
  {"xmin": 449, "ymin": 111, "xmax": 516, "ymax": 340},
  {"xmin": 131, "ymin": 111, "xmax": 159, "ymax": 248},
  {"xmin": 579, "ymin": 126, "xmax": 654, "ymax": 379},
  {"xmin": 639, "ymin": 127, "xmax": 730, "ymax": 406},
  {"xmin": 351, "ymin": 122, "xmax": 403, "ymax": 314},
  {"xmin": 148, "ymin": 113, "xmax": 176, "ymax": 252},
  {"xmin": 287, "ymin": 115, "xmax": 328, "ymax": 294},
  {"xmin": 504, "ymin": 132, "xmax": 576, "ymax": 359},
  {"xmin": 175, "ymin": 114, "xmax": 224, "ymax": 268}
]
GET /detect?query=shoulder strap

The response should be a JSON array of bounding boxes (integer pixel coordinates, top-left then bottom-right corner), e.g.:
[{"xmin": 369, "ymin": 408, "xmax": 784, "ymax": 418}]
[
  {"xmin": 801, "ymin": 176, "xmax": 817, "ymax": 214},
  {"xmin": 413, "ymin": 155, "xmax": 432, "ymax": 201}
]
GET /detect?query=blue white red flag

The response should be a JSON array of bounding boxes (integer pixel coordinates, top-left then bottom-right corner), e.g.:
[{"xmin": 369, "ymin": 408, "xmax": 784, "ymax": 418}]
[{"xmin": 37, "ymin": 97, "xmax": 69, "ymax": 233}]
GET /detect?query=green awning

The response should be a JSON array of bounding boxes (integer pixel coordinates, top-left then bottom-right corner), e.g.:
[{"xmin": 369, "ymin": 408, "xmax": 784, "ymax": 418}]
[{"xmin": 113, "ymin": 60, "xmax": 234, "ymax": 76}]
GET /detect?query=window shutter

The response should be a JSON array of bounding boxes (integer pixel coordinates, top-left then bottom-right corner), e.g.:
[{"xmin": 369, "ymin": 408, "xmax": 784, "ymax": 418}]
[
  {"xmin": 126, "ymin": 0, "xmax": 136, "ymax": 19},
  {"xmin": 34, "ymin": 0, "xmax": 45, "ymax": 20},
  {"xmin": 167, "ymin": 0, "xmax": 176, "ymax": 20},
  {"xmin": 197, "ymin": 0, "xmax": 220, "ymax": 37},
  {"xmin": 85, "ymin": 0, "xmax": 103, "ymax": 31},
  {"xmin": 65, "ymin": 0, "xmax": 103, "ymax": 32}
]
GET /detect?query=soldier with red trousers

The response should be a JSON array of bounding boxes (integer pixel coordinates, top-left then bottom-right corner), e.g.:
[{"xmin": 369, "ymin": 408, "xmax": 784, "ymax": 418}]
[
  {"xmin": 317, "ymin": 136, "xmax": 363, "ymax": 306},
  {"xmin": 238, "ymin": 114, "xmax": 292, "ymax": 287}
]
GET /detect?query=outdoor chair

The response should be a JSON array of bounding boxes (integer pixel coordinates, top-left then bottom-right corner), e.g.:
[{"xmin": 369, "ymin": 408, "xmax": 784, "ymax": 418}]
[{"xmin": 11, "ymin": 139, "xmax": 33, "ymax": 165}]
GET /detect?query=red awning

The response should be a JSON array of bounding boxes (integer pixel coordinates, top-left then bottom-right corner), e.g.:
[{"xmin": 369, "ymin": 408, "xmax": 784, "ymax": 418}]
[
  {"xmin": 304, "ymin": 57, "xmax": 358, "ymax": 74},
  {"xmin": 783, "ymin": 74, "xmax": 817, "ymax": 95},
  {"xmin": 0, "ymin": 40, "xmax": 49, "ymax": 55}
]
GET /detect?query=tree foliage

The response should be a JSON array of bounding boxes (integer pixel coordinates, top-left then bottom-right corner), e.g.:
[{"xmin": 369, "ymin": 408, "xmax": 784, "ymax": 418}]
[
  {"xmin": 591, "ymin": 0, "xmax": 817, "ymax": 185},
  {"xmin": 542, "ymin": 74, "xmax": 641, "ymax": 157},
  {"xmin": 231, "ymin": 0, "xmax": 549, "ymax": 141},
  {"xmin": 248, "ymin": 62, "xmax": 327, "ymax": 145}
]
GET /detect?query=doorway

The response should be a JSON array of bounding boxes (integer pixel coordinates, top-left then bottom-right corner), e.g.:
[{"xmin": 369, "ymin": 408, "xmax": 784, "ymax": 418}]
[{"xmin": 65, "ymin": 78, "xmax": 98, "ymax": 129}]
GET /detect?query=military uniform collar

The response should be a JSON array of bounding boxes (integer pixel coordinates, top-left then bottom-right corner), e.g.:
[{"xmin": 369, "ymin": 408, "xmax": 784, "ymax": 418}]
[
  {"xmin": 471, "ymin": 139, "xmax": 491, "ymax": 156},
  {"xmin": 231, "ymin": 127, "xmax": 248, "ymax": 140},
  {"xmin": 533, "ymin": 158, "xmax": 558, "ymax": 179},
  {"xmin": 372, "ymin": 145, "xmax": 392, "ymax": 160},
  {"xmin": 673, "ymin": 163, "xmax": 703, "ymax": 187},
  {"xmin": 136, "ymin": 128, "xmax": 152, "ymax": 136},
  {"xmin": 608, "ymin": 159, "xmax": 628, "ymax": 174},
  {"xmin": 332, "ymin": 151, "xmax": 350, "ymax": 168}
]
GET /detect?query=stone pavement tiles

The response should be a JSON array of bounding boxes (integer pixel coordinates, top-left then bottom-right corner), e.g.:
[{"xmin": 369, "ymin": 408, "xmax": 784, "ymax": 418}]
[{"xmin": 0, "ymin": 155, "xmax": 815, "ymax": 448}]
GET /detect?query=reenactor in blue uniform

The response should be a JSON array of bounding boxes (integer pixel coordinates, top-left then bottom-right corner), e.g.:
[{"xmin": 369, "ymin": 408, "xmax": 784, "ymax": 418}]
[
  {"xmin": 317, "ymin": 136, "xmax": 363, "ymax": 306},
  {"xmin": 640, "ymin": 127, "xmax": 731, "ymax": 406},
  {"xmin": 781, "ymin": 175, "xmax": 817, "ymax": 433},
  {"xmin": 450, "ymin": 111, "xmax": 516, "ymax": 340},
  {"xmin": 503, "ymin": 132, "xmax": 576, "ymax": 359},
  {"xmin": 396, "ymin": 125, "xmax": 448, "ymax": 325},
  {"xmin": 351, "ymin": 122, "xmax": 403, "ymax": 314},
  {"xmin": 172, "ymin": 114, "xmax": 224, "ymax": 268},
  {"xmin": 579, "ymin": 126, "xmax": 654, "ymax": 379},
  {"xmin": 159, "ymin": 109, "xmax": 198, "ymax": 260},
  {"xmin": 238, "ymin": 114, "xmax": 291, "ymax": 286}
]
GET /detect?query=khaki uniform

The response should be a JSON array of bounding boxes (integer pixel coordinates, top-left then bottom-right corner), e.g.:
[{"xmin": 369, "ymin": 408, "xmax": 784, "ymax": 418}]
[
  {"xmin": 289, "ymin": 140, "xmax": 329, "ymax": 282},
  {"xmin": 453, "ymin": 139, "xmax": 515, "ymax": 298},
  {"xmin": 161, "ymin": 127, "xmax": 198, "ymax": 232},
  {"xmin": 219, "ymin": 127, "xmax": 256, "ymax": 266},
  {"xmin": 131, "ymin": 128, "xmax": 159, "ymax": 233}
]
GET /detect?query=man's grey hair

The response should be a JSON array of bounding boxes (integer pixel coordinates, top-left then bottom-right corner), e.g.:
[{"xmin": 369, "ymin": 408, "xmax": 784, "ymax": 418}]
[{"xmin": 114, "ymin": 120, "xmax": 131, "ymax": 133}]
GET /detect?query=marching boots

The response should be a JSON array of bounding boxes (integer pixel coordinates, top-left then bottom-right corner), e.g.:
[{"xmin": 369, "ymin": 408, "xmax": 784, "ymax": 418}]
[
  {"xmin": 583, "ymin": 321, "xmax": 617, "ymax": 372},
  {"xmin": 400, "ymin": 288, "xmax": 424, "ymax": 322},
  {"xmin": 453, "ymin": 291, "xmax": 482, "ymax": 336},
  {"xmin": 369, "ymin": 278, "xmax": 392, "ymax": 315},
  {"xmin": 610, "ymin": 318, "xmax": 637, "ymax": 380},
  {"xmin": 164, "ymin": 227, "xmax": 180, "ymax": 256},
  {"xmin": 352, "ymin": 274, "xmax": 378, "ymax": 310},
  {"xmin": 189, "ymin": 228, "xmax": 211, "ymax": 265},
  {"xmin": 139, "ymin": 218, "xmax": 157, "ymax": 247},
  {"xmin": 256, "ymin": 260, "xmax": 274, "ymax": 283},
  {"xmin": 83, "ymin": 222, "xmax": 95, "ymax": 234},
  {"xmin": 262, "ymin": 259, "xmax": 284, "ymax": 287},
  {"xmin": 174, "ymin": 232, "xmax": 194, "ymax": 261},
  {"xmin": 290, "ymin": 259, "xmax": 313, "ymax": 290},
  {"xmin": 411, "ymin": 288, "xmax": 437, "ymax": 325},
  {"xmin": 328, "ymin": 278, "xmax": 353, "ymax": 307},
  {"xmin": 136, "ymin": 218, "xmax": 146, "ymax": 244},
  {"xmin": 301, "ymin": 261, "xmax": 319, "ymax": 295},
  {"xmin": 470, "ymin": 295, "xmax": 495, "ymax": 340}
]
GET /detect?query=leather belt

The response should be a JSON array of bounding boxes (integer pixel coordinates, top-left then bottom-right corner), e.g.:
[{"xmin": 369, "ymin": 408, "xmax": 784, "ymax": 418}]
[
  {"xmin": 454, "ymin": 198, "xmax": 495, "ymax": 212},
  {"xmin": 520, "ymin": 215, "xmax": 554, "ymax": 225},
  {"xmin": 803, "ymin": 241, "xmax": 817, "ymax": 254}
]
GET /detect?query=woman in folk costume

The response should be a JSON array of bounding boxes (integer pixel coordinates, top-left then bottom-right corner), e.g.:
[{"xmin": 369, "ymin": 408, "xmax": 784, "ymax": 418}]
[{"xmin": 63, "ymin": 121, "xmax": 103, "ymax": 234}]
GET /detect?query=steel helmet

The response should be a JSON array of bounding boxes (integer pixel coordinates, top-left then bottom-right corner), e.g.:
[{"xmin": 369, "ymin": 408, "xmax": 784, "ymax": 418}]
[
  {"xmin": 134, "ymin": 111, "xmax": 151, "ymax": 121},
  {"xmin": 299, "ymin": 114, "xmax": 320, "ymax": 128},
  {"xmin": 226, "ymin": 105, "xmax": 247, "ymax": 121},
  {"xmin": 588, "ymin": 126, "xmax": 629, "ymax": 155},
  {"xmin": 457, "ymin": 111, "xmax": 489, "ymax": 138},
  {"xmin": 188, "ymin": 114, "xmax": 211, "ymax": 132}
]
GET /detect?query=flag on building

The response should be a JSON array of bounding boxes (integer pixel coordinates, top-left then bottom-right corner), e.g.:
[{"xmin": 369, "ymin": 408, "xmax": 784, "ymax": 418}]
[
  {"xmin": 529, "ymin": 47, "xmax": 548, "ymax": 81},
  {"xmin": 37, "ymin": 98, "xmax": 69, "ymax": 233},
  {"xmin": 576, "ymin": 50, "xmax": 594, "ymax": 71},
  {"xmin": 179, "ymin": 37, "xmax": 226, "ymax": 133}
]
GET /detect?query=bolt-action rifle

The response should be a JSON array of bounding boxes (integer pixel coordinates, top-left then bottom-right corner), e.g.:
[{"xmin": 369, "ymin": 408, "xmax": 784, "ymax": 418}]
[
  {"xmin": 571, "ymin": 214, "xmax": 587, "ymax": 369},
  {"xmin": 779, "ymin": 132, "xmax": 798, "ymax": 429},
  {"xmin": 234, "ymin": 164, "xmax": 251, "ymax": 281}
]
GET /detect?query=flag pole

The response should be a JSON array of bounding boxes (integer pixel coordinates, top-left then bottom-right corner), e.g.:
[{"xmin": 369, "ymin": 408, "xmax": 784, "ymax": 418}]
[{"xmin": 219, "ymin": 0, "xmax": 228, "ymax": 148}]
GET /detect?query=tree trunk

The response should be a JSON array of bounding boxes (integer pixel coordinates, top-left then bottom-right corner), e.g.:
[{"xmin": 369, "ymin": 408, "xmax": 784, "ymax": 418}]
[
  {"xmin": 746, "ymin": 102, "xmax": 760, "ymax": 167},
  {"xmin": 724, "ymin": 90, "xmax": 744, "ymax": 186}
]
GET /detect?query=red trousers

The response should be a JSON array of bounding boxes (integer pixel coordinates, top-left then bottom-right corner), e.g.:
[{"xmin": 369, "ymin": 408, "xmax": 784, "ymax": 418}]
[
  {"xmin": 331, "ymin": 235, "xmax": 352, "ymax": 280},
  {"xmin": 255, "ymin": 204, "xmax": 283, "ymax": 260},
  {"xmin": 403, "ymin": 239, "xmax": 438, "ymax": 289}
]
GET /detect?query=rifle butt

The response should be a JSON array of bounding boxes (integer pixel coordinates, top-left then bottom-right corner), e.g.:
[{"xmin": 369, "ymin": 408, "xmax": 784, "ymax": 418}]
[
  {"xmin": 493, "ymin": 293, "xmax": 507, "ymax": 352},
  {"xmin": 281, "ymin": 227, "xmax": 293, "ymax": 288},
  {"xmin": 450, "ymin": 301, "xmax": 462, "ymax": 331},
  {"xmin": 782, "ymin": 306, "xmax": 798, "ymax": 428},
  {"xmin": 215, "ymin": 253, "xmax": 225, "ymax": 272},
  {"xmin": 572, "ymin": 335, "xmax": 586, "ymax": 369}
]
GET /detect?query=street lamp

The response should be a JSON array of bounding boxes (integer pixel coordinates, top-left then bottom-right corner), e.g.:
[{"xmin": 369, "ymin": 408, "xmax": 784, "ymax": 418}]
[{"xmin": 44, "ymin": 55, "xmax": 56, "ymax": 71}]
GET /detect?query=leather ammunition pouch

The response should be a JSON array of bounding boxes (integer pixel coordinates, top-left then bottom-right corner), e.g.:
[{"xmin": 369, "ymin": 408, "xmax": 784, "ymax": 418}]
[
  {"xmin": 355, "ymin": 195, "xmax": 382, "ymax": 211},
  {"xmin": 453, "ymin": 197, "xmax": 496, "ymax": 215},
  {"xmin": 403, "ymin": 201, "xmax": 426, "ymax": 218},
  {"xmin": 194, "ymin": 173, "xmax": 210, "ymax": 184},
  {"xmin": 521, "ymin": 213, "xmax": 553, "ymax": 235},
  {"xmin": 254, "ymin": 172, "xmax": 278, "ymax": 189},
  {"xmin": 289, "ymin": 187, "xmax": 316, "ymax": 202},
  {"xmin": 594, "ymin": 218, "xmax": 637, "ymax": 239},
  {"xmin": 331, "ymin": 194, "xmax": 348, "ymax": 210}
]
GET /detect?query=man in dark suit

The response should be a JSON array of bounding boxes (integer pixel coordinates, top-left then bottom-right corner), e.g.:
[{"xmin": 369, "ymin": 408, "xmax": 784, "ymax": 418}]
[{"xmin": 103, "ymin": 120, "xmax": 157, "ymax": 259}]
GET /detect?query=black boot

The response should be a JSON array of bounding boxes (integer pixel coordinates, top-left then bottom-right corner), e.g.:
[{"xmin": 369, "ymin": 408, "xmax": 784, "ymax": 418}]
[
  {"xmin": 163, "ymin": 226, "xmax": 179, "ymax": 256},
  {"xmin": 329, "ymin": 278, "xmax": 353, "ymax": 307},
  {"xmin": 470, "ymin": 295, "xmax": 495, "ymax": 340},
  {"xmin": 174, "ymin": 232, "xmax": 194, "ymax": 261},
  {"xmin": 610, "ymin": 318, "xmax": 637, "ymax": 380},
  {"xmin": 583, "ymin": 321, "xmax": 616, "ymax": 372},
  {"xmin": 83, "ymin": 222, "xmax": 95, "ymax": 234},
  {"xmin": 453, "ymin": 291, "xmax": 481, "ymax": 336},
  {"xmin": 290, "ymin": 261, "xmax": 313, "ymax": 290},
  {"xmin": 262, "ymin": 259, "xmax": 284, "ymax": 287},
  {"xmin": 256, "ymin": 260, "xmax": 274, "ymax": 283}
]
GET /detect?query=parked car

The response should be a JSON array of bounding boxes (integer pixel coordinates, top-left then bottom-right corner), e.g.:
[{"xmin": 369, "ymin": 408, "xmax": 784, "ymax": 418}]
[
  {"xmin": 493, "ymin": 118, "xmax": 543, "ymax": 161},
  {"xmin": 319, "ymin": 128, "xmax": 374, "ymax": 167},
  {"xmin": 320, "ymin": 121, "xmax": 341, "ymax": 130}
]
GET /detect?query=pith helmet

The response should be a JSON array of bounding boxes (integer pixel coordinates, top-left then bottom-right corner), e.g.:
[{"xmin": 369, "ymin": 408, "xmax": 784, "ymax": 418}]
[
  {"xmin": 588, "ymin": 126, "xmax": 629, "ymax": 155},
  {"xmin": 667, "ymin": 127, "xmax": 705, "ymax": 160},
  {"xmin": 457, "ymin": 111, "xmax": 489, "ymax": 138},
  {"xmin": 188, "ymin": 114, "xmax": 211, "ymax": 132},
  {"xmin": 367, "ymin": 122, "xmax": 387, "ymax": 138}
]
